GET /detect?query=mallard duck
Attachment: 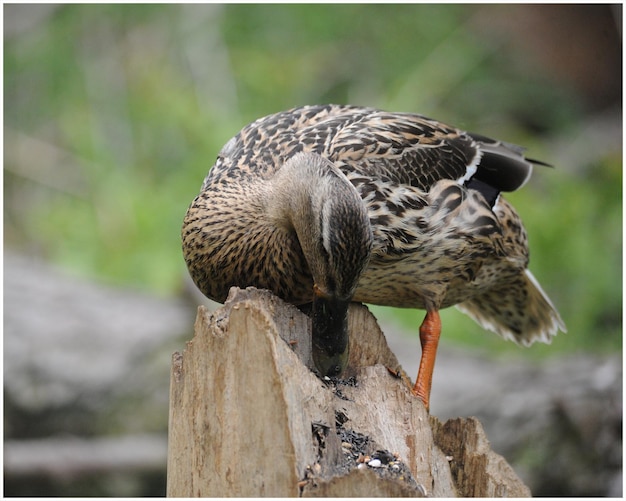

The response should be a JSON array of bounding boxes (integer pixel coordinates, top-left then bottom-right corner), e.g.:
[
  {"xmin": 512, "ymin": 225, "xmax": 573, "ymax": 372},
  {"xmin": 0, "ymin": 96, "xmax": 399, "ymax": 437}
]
[{"xmin": 182, "ymin": 104, "xmax": 566, "ymax": 410}]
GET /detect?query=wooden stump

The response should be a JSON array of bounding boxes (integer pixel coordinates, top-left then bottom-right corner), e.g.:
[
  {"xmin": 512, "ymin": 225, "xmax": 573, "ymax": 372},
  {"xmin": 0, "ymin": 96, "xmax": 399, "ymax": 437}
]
[{"xmin": 167, "ymin": 287, "xmax": 530, "ymax": 497}]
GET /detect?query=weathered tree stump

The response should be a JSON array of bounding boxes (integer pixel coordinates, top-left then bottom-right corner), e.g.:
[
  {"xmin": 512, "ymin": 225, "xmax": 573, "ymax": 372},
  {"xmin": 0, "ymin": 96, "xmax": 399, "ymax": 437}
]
[{"xmin": 167, "ymin": 287, "xmax": 530, "ymax": 497}]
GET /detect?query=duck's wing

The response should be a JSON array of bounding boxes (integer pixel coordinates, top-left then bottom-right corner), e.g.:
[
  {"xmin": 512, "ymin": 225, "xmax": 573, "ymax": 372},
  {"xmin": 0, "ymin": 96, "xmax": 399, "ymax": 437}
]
[
  {"xmin": 321, "ymin": 112, "xmax": 479, "ymax": 192},
  {"xmin": 305, "ymin": 111, "xmax": 539, "ymax": 197}
]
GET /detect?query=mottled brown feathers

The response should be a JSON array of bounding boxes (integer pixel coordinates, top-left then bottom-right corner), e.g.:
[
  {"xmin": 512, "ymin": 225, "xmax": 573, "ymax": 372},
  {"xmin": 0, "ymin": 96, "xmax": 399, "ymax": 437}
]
[{"xmin": 182, "ymin": 104, "xmax": 565, "ymax": 345}]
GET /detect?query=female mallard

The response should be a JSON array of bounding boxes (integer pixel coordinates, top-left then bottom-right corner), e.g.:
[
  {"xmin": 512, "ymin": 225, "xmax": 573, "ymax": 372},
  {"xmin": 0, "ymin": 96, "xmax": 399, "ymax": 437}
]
[{"xmin": 182, "ymin": 104, "xmax": 566, "ymax": 410}]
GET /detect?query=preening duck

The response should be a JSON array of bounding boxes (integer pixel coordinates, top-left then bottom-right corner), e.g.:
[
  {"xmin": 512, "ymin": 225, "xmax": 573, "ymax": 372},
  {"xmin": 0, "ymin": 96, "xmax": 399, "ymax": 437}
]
[{"xmin": 182, "ymin": 104, "xmax": 566, "ymax": 410}]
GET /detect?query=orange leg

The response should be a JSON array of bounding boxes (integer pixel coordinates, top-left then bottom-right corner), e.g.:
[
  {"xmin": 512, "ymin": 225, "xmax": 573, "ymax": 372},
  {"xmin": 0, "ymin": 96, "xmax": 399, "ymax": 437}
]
[{"xmin": 412, "ymin": 310, "xmax": 442, "ymax": 411}]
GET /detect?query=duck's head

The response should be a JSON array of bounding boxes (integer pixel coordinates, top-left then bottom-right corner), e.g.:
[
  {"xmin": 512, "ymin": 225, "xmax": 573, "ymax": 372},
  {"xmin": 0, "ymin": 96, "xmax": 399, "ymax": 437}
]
[{"xmin": 272, "ymin": 153, "xmax": 373, "ymax": 377}]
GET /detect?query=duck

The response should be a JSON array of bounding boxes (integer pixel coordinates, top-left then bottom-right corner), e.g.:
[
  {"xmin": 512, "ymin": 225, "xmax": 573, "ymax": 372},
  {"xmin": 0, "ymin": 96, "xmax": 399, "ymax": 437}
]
[{"xmin": 182, "ymin": 104, "xmax": 566, "ymax": 410}]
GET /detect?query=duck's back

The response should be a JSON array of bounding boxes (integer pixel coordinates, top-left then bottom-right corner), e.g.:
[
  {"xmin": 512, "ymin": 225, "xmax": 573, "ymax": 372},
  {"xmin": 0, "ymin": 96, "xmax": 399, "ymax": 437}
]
[
  {"xmin": 203, "ymin": 104, "xmax": 493, "ymax": 193},
  {"xmin": 204, "ymin": 105, "xmax": 362, "ymax": 185}
]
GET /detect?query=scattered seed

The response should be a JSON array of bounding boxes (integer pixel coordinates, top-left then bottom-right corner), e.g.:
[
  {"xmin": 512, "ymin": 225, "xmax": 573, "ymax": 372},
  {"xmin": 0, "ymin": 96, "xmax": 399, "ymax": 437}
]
[{"xmin": 373, "ymin": 449, "xmax": 395, "ymax": 464}]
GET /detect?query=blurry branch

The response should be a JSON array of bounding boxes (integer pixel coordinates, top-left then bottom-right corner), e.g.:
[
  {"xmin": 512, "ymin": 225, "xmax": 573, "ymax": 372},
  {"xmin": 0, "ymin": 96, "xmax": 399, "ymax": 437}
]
[
  {"xmin": 4, "ymin": 4, "xmax": 60, "ymax": 40},
  {"xmin": 178, "ymin": 4, "xmax": 239, "ymax": 119},
  {"xmin": 546, "ymin": 107, "xmax": 621, "ymax": 175},
  {"xmin": 4, "ymin": 127, "xmax": 90, "ymax": 198},
  {"xmin": 4, "ymin": 434, "xmax": 167, "ymax": 477},
  {"xmin": 78, "ymin": 16, "xmax": 137, "ymax": 173}
]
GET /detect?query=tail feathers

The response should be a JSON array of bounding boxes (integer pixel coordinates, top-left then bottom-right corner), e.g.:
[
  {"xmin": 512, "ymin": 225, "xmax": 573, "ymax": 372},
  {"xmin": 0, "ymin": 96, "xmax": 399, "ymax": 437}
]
[{"xmin": 456, "ymin": 270, "xmax": 566, "ymax": 346}]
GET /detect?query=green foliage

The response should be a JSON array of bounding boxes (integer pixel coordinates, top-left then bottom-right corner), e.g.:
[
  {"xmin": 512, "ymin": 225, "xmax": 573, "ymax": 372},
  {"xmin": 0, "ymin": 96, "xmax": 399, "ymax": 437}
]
[{"xmin": 5, "ymin": 4, "xmax": 621, "ymax": 353}]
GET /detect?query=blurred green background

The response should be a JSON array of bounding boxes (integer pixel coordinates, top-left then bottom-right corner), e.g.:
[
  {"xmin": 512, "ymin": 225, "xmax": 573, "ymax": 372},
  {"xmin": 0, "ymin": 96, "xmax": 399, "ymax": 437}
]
[
  {"xmin": 3, "ymin": 4, "xmax": 622, "ymax": 496},
  {"xmin": 5, "ymin": 3, "xmax": 621, "ymax": 353}
]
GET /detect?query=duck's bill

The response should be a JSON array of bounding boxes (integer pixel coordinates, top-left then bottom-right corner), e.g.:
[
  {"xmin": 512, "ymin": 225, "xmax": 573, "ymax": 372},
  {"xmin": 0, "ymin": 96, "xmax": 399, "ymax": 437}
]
[{"xmin": 311, "ymin": 294, "xmax": 350, "ymax": 377}]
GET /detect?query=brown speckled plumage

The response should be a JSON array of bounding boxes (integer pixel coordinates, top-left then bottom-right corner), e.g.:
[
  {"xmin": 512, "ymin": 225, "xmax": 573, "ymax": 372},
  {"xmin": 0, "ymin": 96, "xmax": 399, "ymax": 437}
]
[{"xmin": 182, "ymin": 104, "xmax": 566, "ymax": 407}]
